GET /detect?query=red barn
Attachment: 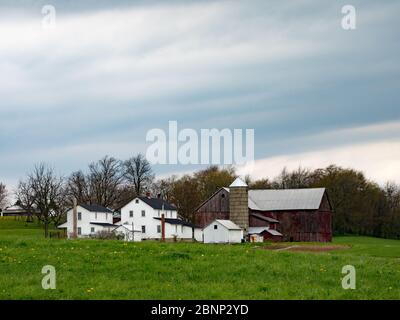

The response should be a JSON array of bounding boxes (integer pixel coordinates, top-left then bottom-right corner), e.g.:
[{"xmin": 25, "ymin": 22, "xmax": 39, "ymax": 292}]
[{"xmin": 195, "ymin": 178, "xmax": 333, "ymax": 242}]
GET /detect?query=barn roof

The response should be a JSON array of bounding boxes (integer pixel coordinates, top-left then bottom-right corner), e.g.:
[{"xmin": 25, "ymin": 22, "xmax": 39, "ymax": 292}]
[{"xmin": 248, "ymin": 188, "xmax": 326, "ymax": 211}]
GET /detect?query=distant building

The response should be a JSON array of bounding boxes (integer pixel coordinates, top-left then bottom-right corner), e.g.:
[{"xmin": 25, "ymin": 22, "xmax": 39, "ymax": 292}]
[
  {"xmin": 196, "ymin": 178, "xmax": 333, "ymax": 242},
  {"xmin": 1, "ymin": 204, "xmax": 37, "ymax": 221}
]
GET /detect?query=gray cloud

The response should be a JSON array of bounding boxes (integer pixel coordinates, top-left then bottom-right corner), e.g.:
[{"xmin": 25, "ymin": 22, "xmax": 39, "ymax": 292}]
[{"xmin": 0, "ymin": 0, "xmax": 399, "ymax": 187}]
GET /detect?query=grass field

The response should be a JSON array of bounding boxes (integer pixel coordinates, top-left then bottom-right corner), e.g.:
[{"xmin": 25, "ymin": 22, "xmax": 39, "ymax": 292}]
[{"xmin": 0, "ymin": 217, "xmax": 399, "ymax": 299}]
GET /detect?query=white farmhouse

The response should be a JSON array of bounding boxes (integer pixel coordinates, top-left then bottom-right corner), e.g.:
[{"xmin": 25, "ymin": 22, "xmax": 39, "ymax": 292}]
[
  {"xmin": 203, "ymin": 219, "xmax": 243, "ymax": 243},
  {"xmin": 120, "ymin": 196, "xmax": 202, "ymax": 241},
  {"xmin": 58, "ymin": 204, "xmax": 115, "ymax": 238}
]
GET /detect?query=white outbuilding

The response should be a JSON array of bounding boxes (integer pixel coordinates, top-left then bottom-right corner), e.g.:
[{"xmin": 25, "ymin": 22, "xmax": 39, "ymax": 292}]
[
  {"xmin": 113, "ymin": 224, "xmax": 142, "ymax": 242},
  {"xmin": 203, "ymin": 219, "xmax": 243, "ymax": 244}
]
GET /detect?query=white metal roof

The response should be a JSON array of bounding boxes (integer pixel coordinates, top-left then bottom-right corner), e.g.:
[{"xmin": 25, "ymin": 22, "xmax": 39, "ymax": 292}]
[
  {"xmin": 266, "ymin": 229, "xmax": 283, "ymax": 236},
  {"xmin": 248, "ymin": 188, "xmax": 326, "ymax": 211},
  {"xmin": 215, "ymin": 219, "xmax": 242, "ymax": 230},
  {"xmin": 248, "ymin": 227, "xmax": 283, "ymax": 236},
  {"xmin": 229, "ymin": 177, "xmax": 248, "ymax": 187},
  {"xmin": 248, "ymin": 227, "xmax": 268, "ymax": 234}
]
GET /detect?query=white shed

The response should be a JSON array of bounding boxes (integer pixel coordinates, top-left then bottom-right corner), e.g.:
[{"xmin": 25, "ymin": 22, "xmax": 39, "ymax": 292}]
[
  {"xmin": 203, "ymin": 220, "xmax": 243, "ymax": 244},
  {"xmin": 113, "ymin": 224, "xmax": 142, "ymax": 242}
]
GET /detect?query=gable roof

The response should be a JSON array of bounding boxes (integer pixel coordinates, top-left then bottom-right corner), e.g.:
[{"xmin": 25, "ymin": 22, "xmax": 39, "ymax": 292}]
[
  {"xmin": 248, "ymin": 227, "xmax": 283, "ymax": 236},
  {"xmin": 79, "ymin": 204, "xmax": 113, "ymax": 213},
  {"xmin": 139, "ymin": 197, "xmax": 177, "ymax": 210},
  {"xmin": 215, "ymin": 219, "xmax": 242, "ymax": 230},
  {"xmin": 248, "ymin": 188, "xmax": 326, "ymax": 211}
]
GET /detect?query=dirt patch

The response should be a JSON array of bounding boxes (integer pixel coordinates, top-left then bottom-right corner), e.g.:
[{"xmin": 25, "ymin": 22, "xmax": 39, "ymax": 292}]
[{"xmin": 262, "ymin": 244, "xmax": 350, "ymax": 253}]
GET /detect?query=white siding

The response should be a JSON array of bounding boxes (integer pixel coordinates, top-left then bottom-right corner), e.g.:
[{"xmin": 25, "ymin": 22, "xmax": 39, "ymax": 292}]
[
  {"xmin": 120, "ymin": 198, "xmax": 202, "ymax": 240},
  {"xmin": 61, "ymin": 206, "xmax": 113, "ymax": 238},
  {"xmin": 203, "ymin": 220, "xmax": 243, "ymax": 243}
]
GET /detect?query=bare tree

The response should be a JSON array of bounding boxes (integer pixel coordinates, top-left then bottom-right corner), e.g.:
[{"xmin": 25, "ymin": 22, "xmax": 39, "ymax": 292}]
[
  {"xmin": 15, "ymin": 180, "xmax": 36, "ymax": 222},
  {"xmin": 123, "ymin": 154, "xmax": 154, "ymax": 196},
  {"xmin": 0, "ymin": 183, "xmax": 8, "ymax": 210},
  {"xmin": 88, "ymin": 156, "xmax": 123, "ymax": 208},
  {"xmin": 17, "ymin": 163, "xmax": 66, "ymax": 237},
  {"xmin": 67, "ymin": 170, "xmax": 90, "ymax": 204}
]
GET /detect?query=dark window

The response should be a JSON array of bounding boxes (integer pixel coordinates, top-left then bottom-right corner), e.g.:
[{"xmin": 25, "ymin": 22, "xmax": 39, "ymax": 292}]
[
  {"xmin": 91, "ymin": 227, "xmax": 95, "ymax": 233},
  {"xmin": 157, "ymin": 225, "xmax": 161, "ymax": 233},
  {"xmin": 77, "ymin": 227, "xmax": 81, "ymax": 235},
  {"xmin": 77, "ymin": 212, "xmax": 82, "ymax": 220},
  {"xmin": 214, "ymin": 225, "xmax": 218, "ymax": 230},
  {"xmin": 141, "ymin": 210, "xmax": 145, "ymax": 217},
  {"xmin": 135, "ymin": 199, "xmax": 139, "ymax": 204},
  {"xmin": 142, "ymin": 225, "xmax": 146, "ymax": 233},
  {"xmin": 129, "ymin": 211, "xmax": 133, "ymax": 217},
  {"xmin": 221, "ymin": 194, "xmax": 225, "ymax": 198}
]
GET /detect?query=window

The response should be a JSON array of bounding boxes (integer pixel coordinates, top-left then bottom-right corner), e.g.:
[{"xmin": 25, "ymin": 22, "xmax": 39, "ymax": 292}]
[
  {"xmin": 95, "ymin": 213, "xmax": 97, "ymax": 220},
  {"xmin": 129, "ymin": 211, "xmax": 133, "ymax": 218},
  {"xmin": 106, "ymin": 213, "xmax": 108, "ymax": 220},
  {"xmin": 175, "ymin": 225, "xmax": 177, "ymax": 233},
  {"xmin": 91, "ymin": 227, "xmax": 95, "ymax": 233},
  {"xmin": 141, "ymin": 225, "xmax": 146, "ymax": 233},
  {"xmin": 221, "ymin": 193, "xmax": 225, "ymax": 198},
  {"xmin": 157, "ymin": 210, "xmax": 160, "ymax": 217},
  {"xmin": 78, "ymin": 227, "xmax": 82, "ymax": 235},
  {"xmin": 135, "ymin": 199, "xmax": 139, "ymax": 204},
  {"xmin": 181, "ymin": 225, "xmax": 183, "ymax": 233},
  {"xmin": 141, "ymin": 210, "xmax": 145, "ymax": 217},
  {"xmin": 214, "ymin": 225, "xmax": 218, "ymax": 230},
  {"xmin": 77, "ymin": 212, "xmax": 82, "ymax": 220},
  {"xmin": 157, "ymin": 225, "xmax": 161, "ymax": 233}
]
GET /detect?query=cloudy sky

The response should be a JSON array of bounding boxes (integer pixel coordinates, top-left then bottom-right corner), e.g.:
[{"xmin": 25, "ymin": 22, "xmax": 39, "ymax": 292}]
[{"xmin": 0, "ymin": 0, "xmax": 399, "ymax": 190}]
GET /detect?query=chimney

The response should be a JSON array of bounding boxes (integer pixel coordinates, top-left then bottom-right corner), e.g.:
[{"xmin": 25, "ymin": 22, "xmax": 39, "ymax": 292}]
[
  {"xmin": 161, "ymin": 213, "xmax": 165, "ymax": 242},
  {"xmin": 229, "ymin": 177, "xmax": 248, "ymax": 235},
  {"xmin": 72, "ymin": 197, "xmax": 78, "ymax": 239},
  {"xmin": 146, "ymin": 191, "xmax": 151, "ymax": 198}
]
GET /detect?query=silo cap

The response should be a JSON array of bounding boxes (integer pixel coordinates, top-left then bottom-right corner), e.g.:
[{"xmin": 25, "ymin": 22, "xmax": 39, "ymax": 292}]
[{"xmin": 229, "ymin": 177, "xmax": 248, "ymax": 187}]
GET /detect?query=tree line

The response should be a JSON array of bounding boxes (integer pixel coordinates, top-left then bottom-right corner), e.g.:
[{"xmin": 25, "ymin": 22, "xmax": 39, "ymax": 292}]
[{"xmin": 0, "ymin": 156, "xmax": 399, "ymax": 239}]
